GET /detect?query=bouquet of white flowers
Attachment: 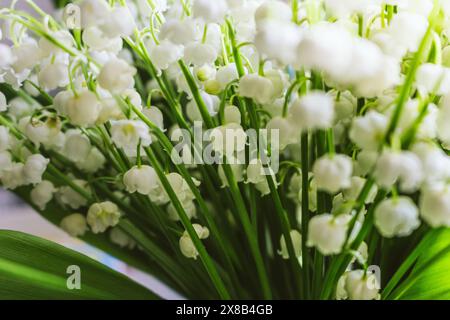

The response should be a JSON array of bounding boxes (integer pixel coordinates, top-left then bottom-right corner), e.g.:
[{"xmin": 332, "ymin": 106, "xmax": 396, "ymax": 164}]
[{"xmin": 0, "ymin": 0, "xmax": 450, "ymax": 300}]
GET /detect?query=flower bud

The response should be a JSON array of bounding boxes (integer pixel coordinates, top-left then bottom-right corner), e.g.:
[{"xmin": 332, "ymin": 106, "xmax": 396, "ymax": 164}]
[
  {"xmin": 61, "ymin": 213, "xmax": 88, "ymax": 237},
  {"xmin": 109, "ymin": 227, "xmax": 136, "ymax": 249},
  {"xmin": 278, "ymin": 230, "xmax": 302, "ymax": 259}
]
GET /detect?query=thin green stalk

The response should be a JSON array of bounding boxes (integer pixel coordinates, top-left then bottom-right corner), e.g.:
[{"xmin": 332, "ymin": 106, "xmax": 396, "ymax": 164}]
[
  {"xmin": 384, "ymin": 6, "xmax": 439, "ymax": 144},
  {"xmin": 301, "ymin": 132, "xmax": 310, "ymax": 298},
  {"xmin": 266, "ymin": 174, "xmax": 303, "ymax": 298},
  {"xmin": 144, "ymin": 148, "xmax": 231, "ymax": 300}
]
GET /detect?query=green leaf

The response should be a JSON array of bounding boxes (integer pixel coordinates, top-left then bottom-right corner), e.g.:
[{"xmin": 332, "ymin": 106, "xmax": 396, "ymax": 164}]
[
  {"xmin": 0, "ymin": 230, "xmax": 160, "ymax": 299},
  {"xmin": 390, "ymin": 228, "xmax": 450, "ymax": 300}
]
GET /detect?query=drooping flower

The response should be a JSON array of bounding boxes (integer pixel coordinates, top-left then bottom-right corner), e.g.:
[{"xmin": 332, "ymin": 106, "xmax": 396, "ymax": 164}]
[
  {"xmin": 87, "ymin": 201, "xmax": 121, "ymax": 234},
  {"xmin": 60, "ymin": 213, "xmax": 88, "ymax": 237},
  {"xmin": 307, "ymin": 213, "xmax": 350, "ymax": 255},
  {"xmin": 374, "ymin": 197, "xmax": 420, "ymax": 238}
]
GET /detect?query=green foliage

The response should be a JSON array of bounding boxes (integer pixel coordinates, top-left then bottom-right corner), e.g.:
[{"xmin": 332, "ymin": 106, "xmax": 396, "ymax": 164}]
[{"xmin": 0, "ymin": 230, "xmax": 160, "ymax": 299}]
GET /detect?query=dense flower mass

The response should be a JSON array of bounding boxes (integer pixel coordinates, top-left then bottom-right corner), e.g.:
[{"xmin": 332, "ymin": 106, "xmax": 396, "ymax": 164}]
[{"xmin": 0, "ymin": 0, "xmax": 449, "ymax": 300}]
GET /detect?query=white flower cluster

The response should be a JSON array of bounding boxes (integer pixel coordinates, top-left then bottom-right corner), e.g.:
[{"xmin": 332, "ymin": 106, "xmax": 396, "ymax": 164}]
[{"xmin": 0, "ymin": 0, "xmax": 449, "ymax": 300}]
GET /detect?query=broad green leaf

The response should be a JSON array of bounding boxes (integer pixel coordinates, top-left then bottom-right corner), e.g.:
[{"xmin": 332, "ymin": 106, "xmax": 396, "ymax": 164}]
[
  {"xmin": 0, "ymin": 230, "xmax": 160, "ymax": 299},
  {"xmin": 393, "ymin": 228, "xmax": 450, "ymax": 300}
]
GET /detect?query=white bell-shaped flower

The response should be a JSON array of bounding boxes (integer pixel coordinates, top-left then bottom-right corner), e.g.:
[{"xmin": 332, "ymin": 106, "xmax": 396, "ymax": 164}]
[
  {"xmin": 295, "ymin": 23, "xmax": 353, "ymax": 79},
  {"xmin": 415, "ymin": 63, "xmax": 450, "ymax": 95},
  {"xmin": 278, "ymin": 230, "xmax": 302, "ymax": 260},
  {"xmin": 179, "ymin": 224, "xmax": 210, "ymax": 259},
  {"xmin": 63, "ymin": 129, "xmax": 91, "ymax": 163},
  {"xmin": 57, "ymin": 179, "xmax": 90, "ymax": 209},
  {"xmin": 209, "ymin": 123, "xmax": 247, "ymax": 156},
  {"xmin": 76, "ymin": 148, "xmax": 106, "ymax": 173},
  {"xmin": 255, "ymin": 21, "xmax": 302, "ymax": 65},
  {"xmin": 374, "ymin": 197, "xmax": 420, "ymax": 238},
  {"xmin": 0, "ymin": 152, "xmax": 12, "ymax": 178},
  {"xmin": 313, "ymin": 154, "xmax": 353, "ymax": 194},
  {"xmin": 23, "ymin": 154, "xmax": 49, "ymax": 185},
  {"xmin": 38, "ymin": 61, "xmax": 69, "ymax": 91},
  {"xmin": 215, "ymin": 63, "xmax": 239, "ymax": 90},
  {"xmin": 192, "ymin": 0, "xmax": 228, "ymax": 23},
  {"xmin": 159, "ymin": 19, "xmax": 198, "ymax": 45},
  {"xmin": 79, "ymin": 0, "xmax": 110, "ymax": 28},
  {"xmin": 99, "ymin": 6, "xmax": 136, "ymax": 38},
  {"xmin": 223, "ymin": 105, "xmax": 241, "ymax": 124},
  {"xmin": 373, "ymin": 150, "xmax": 423, "ymax": 192},
  {"xmin": 110, "ymin": 120, "xmax": 152, "ymax": 156},
  {"xmin": 123, "ymin": 165, "xmax": 159, "ymax": 195},
  {"xmin": 87, "ymin": 201, "xmax": 121, "ymax": 234},
  {"xmin": 307, "ymin": 213, "xmax": 350, "ymax": 255},
  {"xmin": 420, "ymin": 184, "xmax": 450, "ymax": 228},
  {"xmin": 218, "ymin": 163, "xmax": 244, "ymax": 187},
  {"xmin": 337, "ymin": 270, "xmax": 380, "ymax": 300},
  {"xmin": 239, "ymin": 74, "xmax": 275, "ymax": 105},
  {"xmin": 168, "ymin": 200, "xmax": 197, "ymax": 221},
  {"xmin": 0, "ymin": 92, "xmax": 8, "ymax": 112},
  {"xmin": 1, "ymin": 162, "xmax": 25, "ymax": 190},
  {"xmin": 289, "ymin": 91, "xmax": 335, "ymax": 131},
  {"xmin": 254, "ymin": 1, "xmax": 292, "ymax": 25},
  {"xmin": 142, "ymin": 107, "xmax": 165, "ymax": 130},
  {"xmin": 412, "ymin": 142, "xmax": 450, "ymax": 185},
  {"xmin": 184, "ymin": 43, "xmax": 218, "ymax": 66},
  {"xmin": 31, "ymin": 180, "xmax": 56, "ymax": 210},
  {"xmin": 266, "ymin": 116, "xmax": 298, "ymax": 150},
  {"xmin": 343, "ymin": 177, "xmax": 378, "ymax": 204},
  {"xmin": 0, "ymin": 126, "xmax": 10, "ymax": 152},
  {"xmin": 12, "ymin": 39, "xmax": 42, "ymax": 73},
  {"xmin": 150, "ymin": 40, "xmax": 184, "ymax": 71},
  {"xmin": 60, "ymin": 213, "xmax": 88, "ymax": 237},
  {"xmin": 98, "ymin": 58, "xmax": 136, "ymax": 93},
  {"xmin": 65, "ymin": 89, "xmax": 101, "ymax": 126},
  {"xmin": 109, "ymin": 227, "xmax": 136, "ymax": 249},
  {"xmin": 0, "ymin": 44, "xmax": 14, "ymax": 68},
  {"xmin": 349, "ymin": 111, "xmax": 388, "ymax": 151},
  {"xmin": 388, "ymin": 12, "xmax": 428, "ymax": 54},
  {"xmin": 18, "ymin": 116, "xmax": 60, "ymax": 147}
]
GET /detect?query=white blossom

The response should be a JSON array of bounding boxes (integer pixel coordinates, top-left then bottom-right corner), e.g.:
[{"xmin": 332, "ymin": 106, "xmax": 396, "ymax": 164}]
[
  {"xmin": 307, "ymin": 214, "xmax": 350, "ymax": 255},
  {"xmin": 289, "ymin": 91, "xmax": 335, "ymax": 131},
  {"xmin": 98, "ymin": 59, "xmax": 136, "ymax": 93},
  {"xmin": 23, "ymin": 154, "xmax": 49, "ymax": 185},
  {"xmin": 278, "ymin": 230, "xmax": 302, "ymax": 259},
  {"xmin": 31, "ymin": 180, "xmax": 56, "ymax": 210},
  {"xmin": 179, "ymin": 224, "xmax": 210, "ymax": 259},
  {"xmin": 87, "ymin": 201, "xmax": 121, "ymax": 234},
  {"xmin": 420, "ymin": 184, "xmax": 450, "ymax": 228},
  {"xmin": 123, "ymin": 165, "xmax": 159, "ymax": 195},
  {"xmin": 337, "ymin": 270, "xmax": 380, "ymax": 300},
  {"xmin": 60, "ymin": 213, "xmax": 88, "ymax": 237},
  {"xmin": 374, "ymin": 197, "xmax": 420, "ymax": 238}
]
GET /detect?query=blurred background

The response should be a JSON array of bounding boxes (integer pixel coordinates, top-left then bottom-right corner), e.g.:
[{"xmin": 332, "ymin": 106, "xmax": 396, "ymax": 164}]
[{"xmin": 0, "ymin": 0, "xmax": 180, "ymax": 299}]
